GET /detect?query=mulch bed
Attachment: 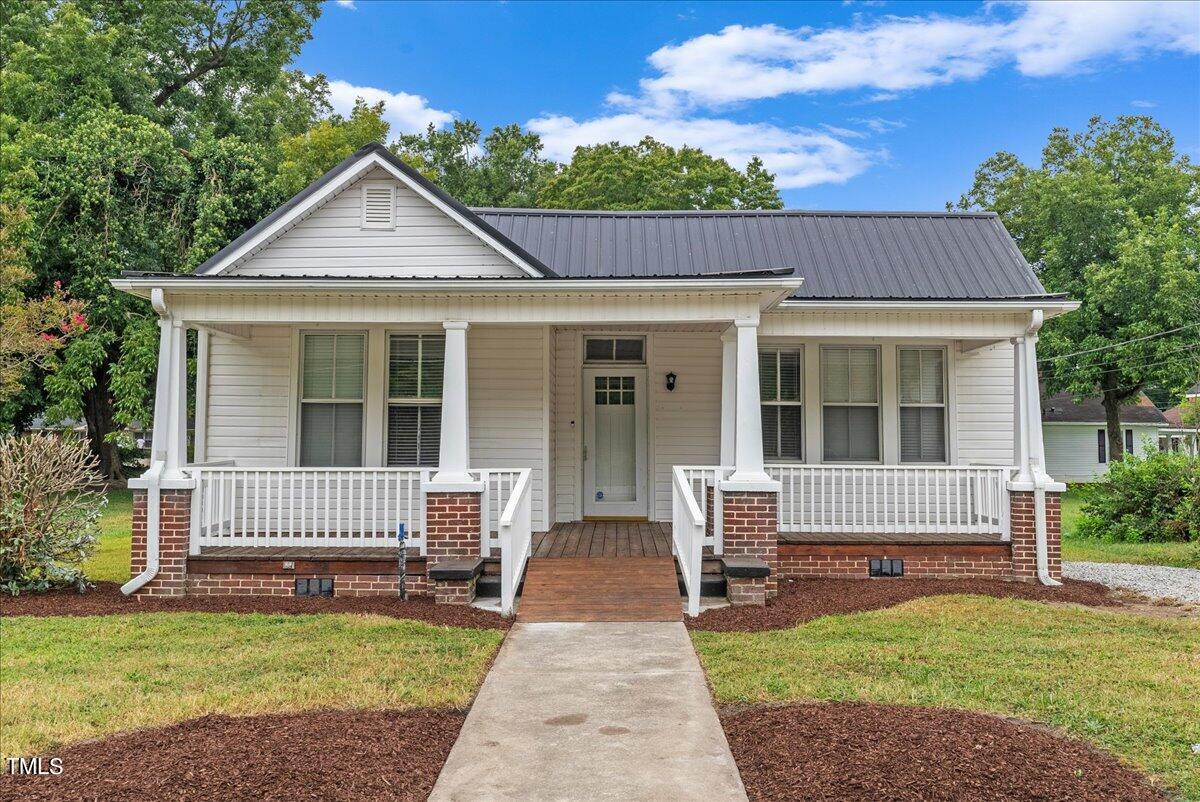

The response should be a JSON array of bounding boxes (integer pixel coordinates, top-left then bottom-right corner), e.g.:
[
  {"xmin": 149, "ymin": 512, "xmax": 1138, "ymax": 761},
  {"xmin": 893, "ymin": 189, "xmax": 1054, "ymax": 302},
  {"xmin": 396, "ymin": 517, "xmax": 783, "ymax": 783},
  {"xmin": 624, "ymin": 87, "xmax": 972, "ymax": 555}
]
[
  {"xmin": 0, "ymin": 709, "xmax": 464, "ymax": 801},
  {"xmin": 689, "ymin": 577, "xmax": 1123, "ymax": 632},
  {"xmin": 722, "ymin": 702, "xmax": 1165, "ymax": 801},
  {"xmin": 0, "ymin": 582, "xmax": 509, "ymax": 630}
]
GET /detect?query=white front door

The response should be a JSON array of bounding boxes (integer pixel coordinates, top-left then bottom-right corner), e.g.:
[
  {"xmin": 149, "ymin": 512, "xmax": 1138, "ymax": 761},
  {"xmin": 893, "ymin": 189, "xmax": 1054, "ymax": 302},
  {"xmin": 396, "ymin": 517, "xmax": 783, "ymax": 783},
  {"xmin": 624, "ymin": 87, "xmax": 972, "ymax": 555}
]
[{"xmin": 582, "ymin": 368, "xmax": 648, "ymax": 518}]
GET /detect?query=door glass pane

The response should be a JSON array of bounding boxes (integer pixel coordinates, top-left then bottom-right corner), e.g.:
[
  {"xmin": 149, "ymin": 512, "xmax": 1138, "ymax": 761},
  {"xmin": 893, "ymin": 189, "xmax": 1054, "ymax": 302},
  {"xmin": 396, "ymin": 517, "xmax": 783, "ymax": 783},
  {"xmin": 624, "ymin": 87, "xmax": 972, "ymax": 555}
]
[{"xmin": 594, "ymin": 375, "xmax": 636, "ymax": 503}]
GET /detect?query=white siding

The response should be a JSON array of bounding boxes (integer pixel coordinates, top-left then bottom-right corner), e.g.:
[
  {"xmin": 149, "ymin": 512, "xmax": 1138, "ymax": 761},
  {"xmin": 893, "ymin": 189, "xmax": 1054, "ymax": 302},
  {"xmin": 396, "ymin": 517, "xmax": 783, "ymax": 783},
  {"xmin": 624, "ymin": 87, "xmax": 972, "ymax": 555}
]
[
  {"xmin": 1044, "ymin": 423, "xmax": 1161, "ymax": 482},
  {"xmin": 203, "ymin": 327, "xmax": 292, "ymax": 465},
  {"xmin": 955, "ymin": 342, "xmax": 1016, "ymax": 466},
  {"xmin": 230, "ymin": 168, "xmax": 525, "ymax": 278},
  {"xmin": 553, "ymin": 329, "xmax": 581, "ymax": 522},
  {"xmin": 468, "ymin": 327, "xmax": 547, "ymax": 529},
  {"xmin": 650, "ymin": 332, "xmax": 722, "ymax": 520}
]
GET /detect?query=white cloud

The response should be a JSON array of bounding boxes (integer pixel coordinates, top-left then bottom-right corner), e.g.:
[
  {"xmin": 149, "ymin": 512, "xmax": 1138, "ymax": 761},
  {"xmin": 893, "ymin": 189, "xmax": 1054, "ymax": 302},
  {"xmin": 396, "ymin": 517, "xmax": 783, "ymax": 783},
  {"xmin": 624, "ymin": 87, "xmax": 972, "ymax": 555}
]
[
  {"xmin": 334, "ymin": 0, "xmax": 356, "ymax": 8},
  {"xmin": 615, "ymin": 1, "xmax": 1199, "ymax": 112},
  {"xmin": 1131, "ymin": 99, "xmax": 1158, "ymax": 108},
  {"xmin": 326, "ymin": 79, "xmax": 454, "ymax": 134},
  {"xmin": 849, "ymin": 116, "xmax": 905, "ymax": 134},
  {"xmin": 527, "ymin": 112, "xmax": 878, "ymax": 189}
]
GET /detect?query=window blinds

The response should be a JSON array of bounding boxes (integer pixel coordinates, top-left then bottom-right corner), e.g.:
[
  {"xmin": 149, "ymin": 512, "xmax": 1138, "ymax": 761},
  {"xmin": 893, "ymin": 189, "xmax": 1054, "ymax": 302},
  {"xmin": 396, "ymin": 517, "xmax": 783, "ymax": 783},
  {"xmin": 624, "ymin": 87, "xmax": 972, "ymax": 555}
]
[
  {"xmin": 299, "ymin": 333, "xmax": 365, "ymax": 467},
  {"xmin": 898, "ymin": 348, "xmax": 946, "ymax": 462},
  {"xmin": 387, "ymin": 334, "xmax": 445, "ymax": 467}
]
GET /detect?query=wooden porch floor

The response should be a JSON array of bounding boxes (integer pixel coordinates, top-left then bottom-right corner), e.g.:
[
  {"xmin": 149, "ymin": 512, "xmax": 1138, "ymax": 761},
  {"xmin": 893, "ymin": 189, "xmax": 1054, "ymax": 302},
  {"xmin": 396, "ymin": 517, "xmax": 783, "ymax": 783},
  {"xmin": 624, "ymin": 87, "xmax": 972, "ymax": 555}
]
[{"xmin": 531, "ymin": 521, "xmax": 674, "ymax": 559}]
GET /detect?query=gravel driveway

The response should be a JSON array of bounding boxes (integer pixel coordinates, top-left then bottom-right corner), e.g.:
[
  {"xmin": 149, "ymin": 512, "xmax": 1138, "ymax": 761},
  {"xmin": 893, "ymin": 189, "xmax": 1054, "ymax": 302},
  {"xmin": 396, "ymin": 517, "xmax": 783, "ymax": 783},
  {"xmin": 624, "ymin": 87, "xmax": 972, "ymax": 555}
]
[{"xmin": 1062, "ymin": 562, "xmax": 1200, "ymax": 604}]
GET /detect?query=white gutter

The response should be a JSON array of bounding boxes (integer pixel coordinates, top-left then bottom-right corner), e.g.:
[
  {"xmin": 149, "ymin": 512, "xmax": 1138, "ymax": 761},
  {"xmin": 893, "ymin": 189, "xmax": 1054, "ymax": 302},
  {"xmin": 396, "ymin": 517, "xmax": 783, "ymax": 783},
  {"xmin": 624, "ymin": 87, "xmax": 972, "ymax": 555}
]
[
  {"xmin": 1009, "ymin": 309, "xmax": 1065, "ymax": 586},
  {"xmin": 777, "ymin": 298, "xmax": 1081, "ymax": 316},
  {"xmin": 110, "ymin": 275, "xmax": 804, "ymax": 296}
]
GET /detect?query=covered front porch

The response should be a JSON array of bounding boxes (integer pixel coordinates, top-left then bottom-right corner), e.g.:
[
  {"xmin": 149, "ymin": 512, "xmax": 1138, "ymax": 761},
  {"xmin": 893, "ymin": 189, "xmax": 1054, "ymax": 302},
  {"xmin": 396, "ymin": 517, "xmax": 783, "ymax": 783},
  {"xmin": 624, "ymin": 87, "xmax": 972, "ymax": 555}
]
[{"xmin": 117, "ymin": 275, "xmax": 1066, "ymax": 616}]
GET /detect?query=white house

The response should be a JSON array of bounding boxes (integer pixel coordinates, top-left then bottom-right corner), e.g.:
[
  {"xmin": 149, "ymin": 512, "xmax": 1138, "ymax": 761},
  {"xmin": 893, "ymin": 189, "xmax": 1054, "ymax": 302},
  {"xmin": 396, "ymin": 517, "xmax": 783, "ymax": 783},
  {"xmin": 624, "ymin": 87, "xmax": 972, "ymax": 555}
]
[
  {"xmin": 1161, "ymin": 381, "xmax": 1199, "ymax": 457},
  {"xmin": 111, "ymin": 143, "xmax": 1075, "ymax": 617},
  {"xmin": 1041, "ymin": 392, "xmax": 1169, "ymax": 482}
]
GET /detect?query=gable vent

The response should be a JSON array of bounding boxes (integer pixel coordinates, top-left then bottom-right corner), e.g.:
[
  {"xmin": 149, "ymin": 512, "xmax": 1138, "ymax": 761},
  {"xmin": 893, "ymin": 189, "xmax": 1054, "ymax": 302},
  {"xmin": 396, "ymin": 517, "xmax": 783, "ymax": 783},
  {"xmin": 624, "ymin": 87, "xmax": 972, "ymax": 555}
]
[{"xmin": 361, "ymin": 183, "xmax": 395, "ymax": 229}]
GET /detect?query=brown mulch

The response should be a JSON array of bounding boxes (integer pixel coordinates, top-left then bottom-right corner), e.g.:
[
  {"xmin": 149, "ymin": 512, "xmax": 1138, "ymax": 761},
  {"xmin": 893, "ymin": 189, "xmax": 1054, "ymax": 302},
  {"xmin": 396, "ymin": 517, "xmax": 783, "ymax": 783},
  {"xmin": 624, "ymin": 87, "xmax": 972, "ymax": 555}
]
[
  {"xmin": 0, "ymin": 582, "xmax": 509, "ymax": 630},
  {"xmin": 722, "ymin": 702, "xmax": 1166, "ymax": 801},
  {"xmin": 689, "ymin": 577, "xmax": 1124, "ymax": 631},
  {"xmin": 0, "ymin": 709, "xmax": 464, "ymax": 802}
]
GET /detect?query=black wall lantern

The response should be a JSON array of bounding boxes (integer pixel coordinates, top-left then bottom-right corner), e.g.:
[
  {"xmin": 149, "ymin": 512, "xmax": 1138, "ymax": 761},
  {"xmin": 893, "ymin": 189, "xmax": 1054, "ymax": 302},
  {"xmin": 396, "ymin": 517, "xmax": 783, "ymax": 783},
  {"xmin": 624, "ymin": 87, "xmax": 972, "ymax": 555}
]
[{"xmin": 665, "ymin": 372, "xmax": 677, "ymax": 392}]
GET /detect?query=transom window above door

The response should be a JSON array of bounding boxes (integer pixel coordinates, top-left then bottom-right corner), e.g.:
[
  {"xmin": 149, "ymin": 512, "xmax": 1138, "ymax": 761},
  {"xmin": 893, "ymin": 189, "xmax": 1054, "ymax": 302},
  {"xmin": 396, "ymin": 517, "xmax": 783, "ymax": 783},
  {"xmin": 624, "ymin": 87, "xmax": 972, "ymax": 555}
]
[{"xmin": 585, "ymin": 337, "xmax": 645, "ymax": 364}]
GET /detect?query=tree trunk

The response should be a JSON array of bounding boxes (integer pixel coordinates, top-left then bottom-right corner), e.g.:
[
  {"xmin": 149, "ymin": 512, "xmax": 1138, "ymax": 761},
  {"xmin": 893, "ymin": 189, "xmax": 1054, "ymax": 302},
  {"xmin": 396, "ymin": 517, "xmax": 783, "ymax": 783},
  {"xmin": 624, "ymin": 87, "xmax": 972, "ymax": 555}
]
[
  {"xmin": 1099, "ymin": 373, "xmax": 1127, "ymax": 463},
  {"xmin": 82, "ymin": 370, "xmax": 125, "ymax": 481}
]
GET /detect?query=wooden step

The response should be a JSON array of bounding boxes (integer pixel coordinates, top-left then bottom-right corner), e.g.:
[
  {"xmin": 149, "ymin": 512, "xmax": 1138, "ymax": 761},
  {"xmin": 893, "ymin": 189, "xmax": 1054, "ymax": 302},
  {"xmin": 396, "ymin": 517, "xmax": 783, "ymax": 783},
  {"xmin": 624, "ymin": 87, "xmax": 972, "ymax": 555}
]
[{"xmin": 516, "ymin": 557, "xmax": 682, "ymax": 623}]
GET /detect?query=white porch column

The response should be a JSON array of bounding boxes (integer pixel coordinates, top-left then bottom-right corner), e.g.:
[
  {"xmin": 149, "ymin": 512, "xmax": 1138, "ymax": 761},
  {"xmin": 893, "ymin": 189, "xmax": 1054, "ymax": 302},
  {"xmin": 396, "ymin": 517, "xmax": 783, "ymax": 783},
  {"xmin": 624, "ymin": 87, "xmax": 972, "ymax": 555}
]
[
  {"xmin": 1011, "ymin": 337, "xmax": 1030, "ymax": 481},
  {"xmin": 429, "ymin": 321, "xmax": 480, "ymax": 489},
  {"xmin": 148, "ymin": 316, "xmax": 174, "ymax": 467},
  {"xmin": 162, "ymin": 319, "xmax": 189, "ymax": 480},
  {"xmin": 719, "ymin": 327, "xmax": 737, "ymax": 467},
  {"xmin": 723, "ymin": 319, "xmax": 779, "ymax": 490}
]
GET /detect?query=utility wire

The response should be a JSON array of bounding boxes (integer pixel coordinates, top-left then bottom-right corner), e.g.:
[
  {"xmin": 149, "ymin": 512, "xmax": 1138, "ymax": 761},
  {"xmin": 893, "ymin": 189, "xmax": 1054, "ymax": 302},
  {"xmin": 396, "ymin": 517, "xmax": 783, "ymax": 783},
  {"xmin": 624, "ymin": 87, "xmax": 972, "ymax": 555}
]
[
  {"xmin": 1037, "ymin": 322, "xmax": 1200, "ymax": 363},
  {"xmin": 1038, "ymin": 343, "xmax": 1200, "ymax": 377}
]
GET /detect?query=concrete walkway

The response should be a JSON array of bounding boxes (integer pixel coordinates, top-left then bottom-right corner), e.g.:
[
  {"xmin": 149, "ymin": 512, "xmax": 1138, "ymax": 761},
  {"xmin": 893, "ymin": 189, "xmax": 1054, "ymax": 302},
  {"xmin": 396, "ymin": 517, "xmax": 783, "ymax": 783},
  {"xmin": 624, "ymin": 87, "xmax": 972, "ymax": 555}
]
[{"xmin": 429, "ymin": 622, "xmax": 747, "ymax": 801}]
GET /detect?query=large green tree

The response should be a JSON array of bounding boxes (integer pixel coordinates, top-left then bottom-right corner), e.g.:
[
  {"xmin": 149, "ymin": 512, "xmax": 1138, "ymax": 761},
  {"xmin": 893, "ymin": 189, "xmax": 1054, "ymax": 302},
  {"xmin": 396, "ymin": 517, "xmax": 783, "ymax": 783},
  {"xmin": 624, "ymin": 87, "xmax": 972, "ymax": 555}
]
[
  {"xmin": 539, "ymin": 137, "xmax": 783, "ymax": 210},
  {"xmin": 1, "ymin": 0, "xmax": 323, "ymax": 476},
  {"xmin": 957, "ymin": 116, "xmax": 1200, "ymax": 460},
  {"xmin": 396, "ymin": 120, "xmax": 557, "ymax": 208}
]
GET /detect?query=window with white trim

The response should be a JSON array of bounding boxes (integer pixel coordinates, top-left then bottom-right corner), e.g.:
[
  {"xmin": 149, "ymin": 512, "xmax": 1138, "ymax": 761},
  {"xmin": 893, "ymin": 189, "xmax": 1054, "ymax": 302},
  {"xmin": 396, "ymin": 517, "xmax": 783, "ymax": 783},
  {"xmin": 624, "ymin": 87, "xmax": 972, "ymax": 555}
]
[
  {"xmin": 821, "ymin": 346, "xmax": 880, "ymax": 462},
  {"xmin": 898, "ymin": 347, "xmax": 947, "ymax": 463},
  {"xmin": 584, "ymin": 337, "xmax": 645, "ymax": 363},
  {"xmin": 759, "ymin": 348, "xmax": 803, "ymax": 461},
  {"xmin": 386, "ymin": 334, "xmax": 444, "ymax": 466},
  {"xmin": 299, "ymin": 333, "xmax": 365, "ymax": 467}
]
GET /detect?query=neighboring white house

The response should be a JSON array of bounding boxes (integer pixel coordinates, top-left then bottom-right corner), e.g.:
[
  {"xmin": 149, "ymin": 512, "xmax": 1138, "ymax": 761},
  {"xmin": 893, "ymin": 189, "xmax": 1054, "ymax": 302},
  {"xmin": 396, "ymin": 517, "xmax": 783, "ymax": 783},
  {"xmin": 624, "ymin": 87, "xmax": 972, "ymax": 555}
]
[
  {"xmin": 110, "ymin": 143, "xmax": 1078, "ymax": 612},
  {"xmin": 1041, "ymin": 391, "xmax": 1168, "ymax": 482},
  {"xmin": 1160, "ymin": 380, "xmax": 1200, "ymax": 457}
]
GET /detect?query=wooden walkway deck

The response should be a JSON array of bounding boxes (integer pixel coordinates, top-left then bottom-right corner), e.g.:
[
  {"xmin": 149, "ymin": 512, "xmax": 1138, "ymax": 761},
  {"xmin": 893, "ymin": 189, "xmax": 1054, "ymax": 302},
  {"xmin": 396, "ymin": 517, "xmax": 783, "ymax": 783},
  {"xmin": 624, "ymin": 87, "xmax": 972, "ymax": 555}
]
[
  {"xmin": 530, "ymin": 521, "xmax": 673, "ymax": 559},
  {"xmin": 517, "ymin": 557, "xmax": 682, "ymax": 623}
]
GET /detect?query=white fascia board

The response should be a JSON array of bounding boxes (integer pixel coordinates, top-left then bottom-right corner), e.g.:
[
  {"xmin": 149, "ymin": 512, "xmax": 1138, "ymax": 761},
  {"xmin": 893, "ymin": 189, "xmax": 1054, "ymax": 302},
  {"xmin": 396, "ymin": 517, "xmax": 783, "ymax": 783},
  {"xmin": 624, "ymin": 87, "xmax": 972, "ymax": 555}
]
[
  {"xmin": 776, "ymin": 299, "xmax": 1081, "ymax": 316},
  {"xmin": 195, "ymin": 151, "xmax": 545, "ymax": 278},
  {"xmin": 111, "ymin": 276, "xmax": 804, "ymax": 301}
]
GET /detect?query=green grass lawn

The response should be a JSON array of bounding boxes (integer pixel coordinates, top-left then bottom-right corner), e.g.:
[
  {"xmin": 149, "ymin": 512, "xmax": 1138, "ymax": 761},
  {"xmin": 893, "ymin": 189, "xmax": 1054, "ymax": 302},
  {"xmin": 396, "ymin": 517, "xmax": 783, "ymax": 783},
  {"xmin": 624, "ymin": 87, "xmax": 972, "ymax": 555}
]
[
  {"xmin": 1059, "ymin": 488, "xmax": 1199, "ymax": 568},
  {"xmin": 1, "ymin": 612, "xmax": 504, "ymax": 757},
  {"xmin": 693, "ymin": 595, "xmax": 1200, "ymax": 799},
  {"xmin": 82, "ymin": 488, "xmax": 133, "ymax": 583}
]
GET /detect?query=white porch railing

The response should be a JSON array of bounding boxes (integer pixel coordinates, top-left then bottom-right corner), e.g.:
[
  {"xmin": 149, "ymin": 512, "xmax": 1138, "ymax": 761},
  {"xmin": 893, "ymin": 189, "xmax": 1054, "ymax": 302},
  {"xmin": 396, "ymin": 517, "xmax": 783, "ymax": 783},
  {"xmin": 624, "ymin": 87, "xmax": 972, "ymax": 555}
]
[
  {"xmin": 499, "ymin": 468, "xmax": 533, "ymax": 617},
  {"xmin": 478, "ymin": 469, "xmax": 525, "ymax": 554},
  {"xmin": 188, "ymin": 467, "xmax": 431, "ymax": 554},
  {"xmin": 767, "ymin": 465, "xmax": 1013, "ymax": 538},
  {"xmin": 187, "ymin": 465, "xmax": 530, "ymax": 556},
  {"xmin": 671, "ymin": 466, "xmax": 705, "ymax": 617},
  {"xmin": 676, "ymin": 466, "xmax": 730, "ymax": 554}
]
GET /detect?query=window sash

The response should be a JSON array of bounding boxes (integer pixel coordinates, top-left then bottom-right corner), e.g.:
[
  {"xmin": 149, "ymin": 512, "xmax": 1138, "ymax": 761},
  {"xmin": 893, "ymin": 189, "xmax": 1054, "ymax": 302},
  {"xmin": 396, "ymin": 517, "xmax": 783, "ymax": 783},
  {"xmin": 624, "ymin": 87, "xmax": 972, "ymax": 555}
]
[
  {"xmin": 388, "ymin": 334, "xmax": 444, "ymax": 401},
  {"xmin": 299, "ymin": 332, "xmax": 365, "ymax": 467},
  {"xmin": 1097, "ymin": 429, "xmax": 1107, "ymax": 463},
  {"xmin": 386, "ymin": 403, "xmax": 441, "ymax": 467},
  {"xmin": 759, "ymin": 348, "xmax": 803, "ymax": 461},
  {"xmin": 821, "ymin": 346, "xmax": 879, "ymax": 462},
  {"xmin": 898, "ymin": 347, "xmax": 947, "ymax": 463}
]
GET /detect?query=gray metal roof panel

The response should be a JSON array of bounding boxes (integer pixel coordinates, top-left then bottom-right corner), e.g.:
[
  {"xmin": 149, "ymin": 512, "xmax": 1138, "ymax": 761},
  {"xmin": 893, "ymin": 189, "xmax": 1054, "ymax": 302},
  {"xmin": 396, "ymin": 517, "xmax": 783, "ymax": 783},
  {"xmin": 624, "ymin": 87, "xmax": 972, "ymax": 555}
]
[{"xmin": 474, "ymin": 208, "xmax": 1047, "ymax": 299}]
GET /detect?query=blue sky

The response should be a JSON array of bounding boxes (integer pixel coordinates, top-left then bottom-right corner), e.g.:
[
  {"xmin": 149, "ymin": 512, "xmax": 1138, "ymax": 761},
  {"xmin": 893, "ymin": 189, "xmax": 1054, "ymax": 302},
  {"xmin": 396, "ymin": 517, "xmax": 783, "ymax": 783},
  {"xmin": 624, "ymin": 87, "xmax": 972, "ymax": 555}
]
[{"xmin": 298, "ymin": 0, "xmax": 1200, "ymax": 210}]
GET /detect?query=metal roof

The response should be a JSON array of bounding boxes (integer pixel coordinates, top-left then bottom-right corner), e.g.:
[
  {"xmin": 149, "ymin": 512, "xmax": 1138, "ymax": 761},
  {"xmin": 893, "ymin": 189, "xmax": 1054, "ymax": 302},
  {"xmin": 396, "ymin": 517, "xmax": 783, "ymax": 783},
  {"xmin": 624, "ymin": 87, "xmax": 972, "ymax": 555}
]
[
  {"xmin": 472, "ymin": 208, "xmax": 1050, "ymax": 300},
  {"xmin": 1041, "ymin": 391, "xmax": 1169, "ymax": 425}
]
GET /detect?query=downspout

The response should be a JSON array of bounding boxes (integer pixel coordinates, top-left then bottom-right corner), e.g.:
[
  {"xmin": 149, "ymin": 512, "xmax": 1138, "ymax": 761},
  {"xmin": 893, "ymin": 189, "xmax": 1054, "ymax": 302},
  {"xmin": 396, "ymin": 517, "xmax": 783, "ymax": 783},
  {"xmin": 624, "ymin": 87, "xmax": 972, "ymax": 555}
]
[
  {"xmin": 1022, "ymin": 310, "xmax": 1062, "ymax": 587},
  {"xmin": 121, "ymin": 290, "xmax": 172, "ymax": 595}
]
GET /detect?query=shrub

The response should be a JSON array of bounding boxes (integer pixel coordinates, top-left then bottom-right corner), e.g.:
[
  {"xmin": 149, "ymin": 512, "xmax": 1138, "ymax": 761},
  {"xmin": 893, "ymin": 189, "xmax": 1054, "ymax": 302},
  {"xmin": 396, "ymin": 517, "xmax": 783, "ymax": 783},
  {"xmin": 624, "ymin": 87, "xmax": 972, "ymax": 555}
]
[
  {"xmin": 1075, "ymin": 450, "xmax": 1200, "ymax": 543},
  {"xmin": 0, "ymin": 433, "xmax": 104, "ymax": 593}
]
